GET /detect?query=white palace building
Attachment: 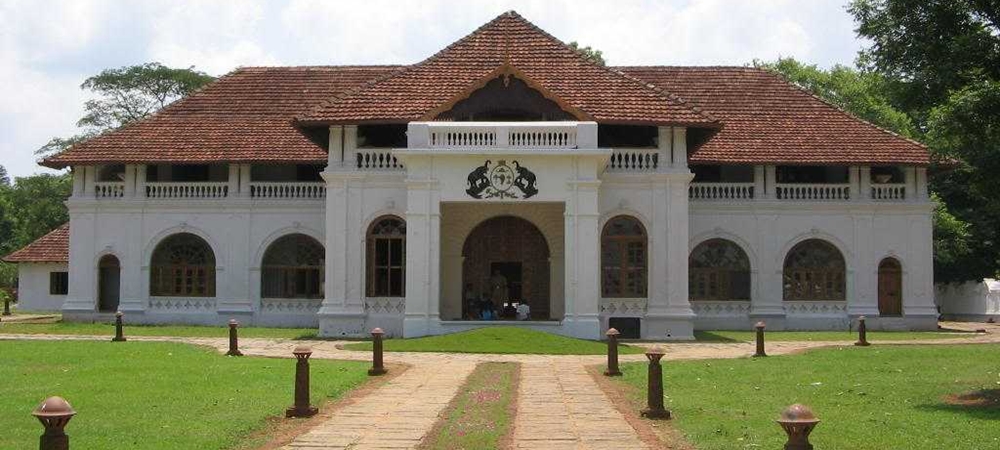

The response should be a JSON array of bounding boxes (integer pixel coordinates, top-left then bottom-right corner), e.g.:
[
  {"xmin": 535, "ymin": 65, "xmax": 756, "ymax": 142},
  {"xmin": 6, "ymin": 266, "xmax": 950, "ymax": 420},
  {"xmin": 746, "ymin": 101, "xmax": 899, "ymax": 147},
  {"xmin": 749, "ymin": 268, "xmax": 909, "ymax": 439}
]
[{"xmin": 5, "ymin": 12, "xmax": 938, "ymax": 339}]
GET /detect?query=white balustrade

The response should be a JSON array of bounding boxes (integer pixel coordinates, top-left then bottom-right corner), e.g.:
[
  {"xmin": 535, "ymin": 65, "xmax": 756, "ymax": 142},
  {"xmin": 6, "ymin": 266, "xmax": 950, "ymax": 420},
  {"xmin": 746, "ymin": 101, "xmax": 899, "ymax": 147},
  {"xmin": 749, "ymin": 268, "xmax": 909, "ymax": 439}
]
[
  {"xmin": 250, "ymin": 182, "xmax": 325, "ymax": 199},
  {"xmin": 776, "ymin": 184, "xmax": 850, "ymax": 201},
  {"xmin": 94, "ymin": 182, "xmax": 124, "ymax": 198},
  {"xmin": 607, "ymin": 149, "xmax": 659, "ymax": 171},
  {"xmin": 413, "ymin": 121, "xmax": 596, "ymax": 150},
  {"xmin": 689, "ymin": 183, "xmax": 754, "ymax": 200},
  {"xmin": 356, "ymin": 150, "xmax": 404, "ymax": 170},
  {"xmin": 871, "ymin": 183, "xmax": 906, "ymax": 201},
  {"xmin": 146, "ymin": 182, "xmax": 228, "ymax": 199}
]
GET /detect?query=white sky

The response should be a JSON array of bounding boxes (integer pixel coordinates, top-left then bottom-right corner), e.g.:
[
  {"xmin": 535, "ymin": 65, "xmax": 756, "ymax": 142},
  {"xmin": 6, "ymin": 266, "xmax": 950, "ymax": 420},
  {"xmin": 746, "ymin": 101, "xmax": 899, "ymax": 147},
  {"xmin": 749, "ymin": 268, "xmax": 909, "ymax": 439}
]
[{"xmin": 0, "ymin": 0, "xmax": 864, "ymax": 178}]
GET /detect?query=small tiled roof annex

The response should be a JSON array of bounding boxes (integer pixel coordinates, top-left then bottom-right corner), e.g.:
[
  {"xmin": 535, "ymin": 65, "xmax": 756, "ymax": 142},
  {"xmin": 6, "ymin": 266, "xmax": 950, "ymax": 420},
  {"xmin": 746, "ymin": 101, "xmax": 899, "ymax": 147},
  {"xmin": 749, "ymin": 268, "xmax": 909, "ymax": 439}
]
[
  {"xmin": 3, "ymin": 223, "xmax": 69, "ymax": 263},
  {"xmin": 297, "ymin": 11, "xmax": 717, "ymax": 127},
  {"xmin": 42, "ymin": 66, "xmax": 400, "ymax": 168},
  {"xmin": 617, "ymin": 66, "xmax": 930, "ymax": 165}
]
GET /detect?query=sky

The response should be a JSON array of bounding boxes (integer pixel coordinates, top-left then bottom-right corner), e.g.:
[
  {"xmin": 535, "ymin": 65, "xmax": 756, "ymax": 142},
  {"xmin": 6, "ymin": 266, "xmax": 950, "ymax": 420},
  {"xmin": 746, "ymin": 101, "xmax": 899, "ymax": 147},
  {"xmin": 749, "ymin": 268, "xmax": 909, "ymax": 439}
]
[{"xmin": 0, "ymin": 0, "xmax": 865, "ymax": 179}]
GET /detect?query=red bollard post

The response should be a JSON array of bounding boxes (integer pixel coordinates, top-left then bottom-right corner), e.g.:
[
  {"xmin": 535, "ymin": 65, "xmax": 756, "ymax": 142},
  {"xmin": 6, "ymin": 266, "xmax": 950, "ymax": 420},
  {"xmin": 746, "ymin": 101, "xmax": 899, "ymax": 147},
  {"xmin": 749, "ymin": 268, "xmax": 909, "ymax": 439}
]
[
  {"xmin": 285, "ymin": 346, "xmax": 318, "ymax": 418},
  {"xmin": 854, "ymin": 316, "xmax": 871, "ymax": 347},
  {"xmin": 604, "ymin": 328, "xmax": 622, "ymax": 376},
  {"xmin": 33, "ymin": 396, "xmax": 76, "ymax": 450},
  {"xmin": 226, "ymin": 319, "xmax": 243, "ymax": 356},
  {"xmin": 753, "ymin": 321, "xmax": 767, "ymax": 357},
  {"xmin": 640, "ymin": 347, "xmax": 671, "ymax": 419},
  {"xmin": 111, "ymin": 311, "xmax": 126, "ymax": 342},
  {"xmin": 777, "ymin": 404, "xmax": 820, "ymax": 450},
  {"xmin": 368, "ymin": 328, "xmax": 387, "ymax": 376}
]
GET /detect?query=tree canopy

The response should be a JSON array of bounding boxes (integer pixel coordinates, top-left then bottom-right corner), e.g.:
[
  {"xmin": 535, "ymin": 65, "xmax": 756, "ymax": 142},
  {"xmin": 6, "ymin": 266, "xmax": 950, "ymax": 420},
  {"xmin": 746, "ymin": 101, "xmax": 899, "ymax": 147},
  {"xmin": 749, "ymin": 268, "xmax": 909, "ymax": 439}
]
[{"xmin": 568, "ymin": 41, "xmax": 606, "ymax": 66}]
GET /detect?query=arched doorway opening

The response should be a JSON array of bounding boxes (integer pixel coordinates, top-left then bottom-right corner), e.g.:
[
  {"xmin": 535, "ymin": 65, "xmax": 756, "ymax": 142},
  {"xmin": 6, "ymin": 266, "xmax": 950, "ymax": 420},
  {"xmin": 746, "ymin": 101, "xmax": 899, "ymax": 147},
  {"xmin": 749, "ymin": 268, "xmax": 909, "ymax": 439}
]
[
  {"xmin": 98, "ymin": 254, "xmax": 121, "ymax": 312},
  {"xmin": 461, "ymin": 216, "xmax": 550, "ymax": 320},
  {"xmin": 878, "ymin": 257, "xmax": 903, "ymax": 316}
]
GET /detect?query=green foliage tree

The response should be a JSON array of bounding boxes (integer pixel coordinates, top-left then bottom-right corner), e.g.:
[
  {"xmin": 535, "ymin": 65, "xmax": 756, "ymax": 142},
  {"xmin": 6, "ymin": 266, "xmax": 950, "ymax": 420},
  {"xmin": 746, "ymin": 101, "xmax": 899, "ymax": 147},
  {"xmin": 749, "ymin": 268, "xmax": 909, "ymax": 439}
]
[
  {"xmin": 568, "ymin": 41, "xmax": 606, "ymax": 66},
  {"xmin": 0, "ymin": 173, "xmax": 72, "ymax": 292},
  {"xmin": 850, "ymin": 0, "xmax": 1000, "ymax": 282},
  {"xmin": 0, "ymin": 165, "xmax": 9, "ymax": 186},
  {"xmin": 38, "ymin": 62, "xmax": 215, "ymax": 158}
]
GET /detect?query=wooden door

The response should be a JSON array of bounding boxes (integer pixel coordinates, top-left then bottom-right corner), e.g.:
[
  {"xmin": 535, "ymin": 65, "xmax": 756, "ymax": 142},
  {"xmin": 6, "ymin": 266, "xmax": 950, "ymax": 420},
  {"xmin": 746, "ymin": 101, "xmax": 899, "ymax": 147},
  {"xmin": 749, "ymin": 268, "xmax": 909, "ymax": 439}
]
[
  {"xmin": 98, "ymin": 255, "xmax": 121, "ymax": 312},
  {"xmin": 878, "ymin": 258, "xmax": 902, "ymax": 316}
]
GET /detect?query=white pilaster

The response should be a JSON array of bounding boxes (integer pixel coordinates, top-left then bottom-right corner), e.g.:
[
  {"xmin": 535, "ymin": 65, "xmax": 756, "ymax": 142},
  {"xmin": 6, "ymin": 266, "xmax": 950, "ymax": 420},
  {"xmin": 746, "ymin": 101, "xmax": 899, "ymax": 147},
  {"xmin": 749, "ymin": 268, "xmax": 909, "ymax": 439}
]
[
  {"xmin": 227, "ymin": 164, "xmax": 240, "ymax": 197},
  {"xmin": 671, "ymin": 127, "xmax": 687, "ymax": 168},
  {"xmin": 71, "ymin": 167, "xmax": 85, "ymax": 197},
  {"xmin": 402, "ymin": 177, "xmax": 441, "ymax": 337},
  {"xmin": 135, "ymin": 165, "xmax": 147, "ymax": 198},
  {"xmin": 564, "ymin": 179, "xmax": 601, "ymax": 339},
  {"xmin": 915, "ymin": 167, "xmax": 928, "ymax": 200},
  {"xmin": 644, "ymin": 174, "xmax": 695, "ymax": 339},
  {"xmin": 849, "ymin": 166, "xmax": 861, "ymax": 201},
  {"xmin": 328, "ymin": 126, "xmax": 344, "ymax": 166},
  {"xmin": 859, "ymin": 166, "xmax": 872, "ymax": 201},
  {"xmin": 82, "ymin": 166, "xmax": 96, "ymax": 196},
  {"xmin": 753, "ymin": 165, "xmax": 765, "ymax": 199},
  {"xmin": 764, "ymin": 165, "xmax": 776, "ymax": 199},
  {"xmin": 657, "ymin": 127, "xmax": 672, "ymax": 168},
  {"xmin": 123, "ymin": 165, "xmax": 137, "ymax": 197},
  {"xmin": 238, "ymin": 164, "xmax": 251, "ymax": 198},
  {"xmin": 317, "ymin": 171, "xmax": 366, "ymax": 337}
]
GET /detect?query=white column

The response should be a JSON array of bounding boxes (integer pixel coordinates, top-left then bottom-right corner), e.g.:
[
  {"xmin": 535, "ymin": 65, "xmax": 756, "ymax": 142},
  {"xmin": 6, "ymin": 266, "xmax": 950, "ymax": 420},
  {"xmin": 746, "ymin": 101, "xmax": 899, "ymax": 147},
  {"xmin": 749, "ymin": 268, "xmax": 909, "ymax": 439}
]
[
  {"xmin": 135, "ymin": 165, "xmax": 147, "ymax": 198},
  {"xmin": 657, "ymin": 127, "xmax": 672, "ymax": 169},
  {"xmin": 238, "ymin": 164, "xmax": 251, "ymax": 198},
  {"xmin": 344, "ymin": 125, "xmax": 358, "ymax": 161},
  {"xmin": 859, "ymin": 166, "xmax": 872, "ymax": 201},
  {"xmin": 71, "ymin": 166, "xmax": 85, "ymax": 197},
  {"xmin": 317, "ymin": 172, "xmax": 366, "ymax": 337},
  {"xmin": 750, "ymin": 215, "xmax": 786, "ymax": 323},
  {"xmin": 227, "ymin": 164, "xmax": 240, "ymax": 198},
  {"xmin": 645, "ymin": 175, "xmax": 695, "ymax": 339},
  {"xmin": 915, "ymin": 167, "xmax": 928, "ymax": 200},
  {"xmin": 753, "ymin": 165, "xmax": 765, "ymax": 200},
  {"xmin": 402, "ymin": 178, "xmax": 440, "ymax": 337},
  {"xmin": 123, "ymin": 165, "xmax": 137, "ymax": 197},
  {"xmin": 328, "ymin": 126, "xmax": 344, "ymax": 166},
  {"xmin": 82, "ymin": 166, "xmax": 96, "ymax": 196},
  {"xmin": 564, "ymin": 179, "xmax": 601, "ymax": 339},
  {"xmin": 850, "ymin": 215, "xmax": 879, "ymax": 318},
  {"xmin": 765, "ymin": 165, "xmax": 776, "ymax": 199},
  {"xmin": 905, "ymin": 166, "xmax": 917, "ymax": 201},
  {"xmin": 61, "ymin": 212, "xmax": 97, "ymax": 317},
  {"xmin": 850, "ymin": 166, "xmax": 861, "ymax": 201},
  {"xmin": 671, "ymin": 127, "xmax": 687, "ymax": 168},
  {"xmin": 647, "ymin": 177, "xmax": 669, "ymax": 323}
]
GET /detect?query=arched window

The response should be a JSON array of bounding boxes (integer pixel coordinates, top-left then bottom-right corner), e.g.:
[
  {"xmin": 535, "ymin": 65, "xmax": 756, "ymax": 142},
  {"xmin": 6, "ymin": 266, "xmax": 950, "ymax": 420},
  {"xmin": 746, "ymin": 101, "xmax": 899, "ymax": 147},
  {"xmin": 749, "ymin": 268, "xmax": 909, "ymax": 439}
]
[
  {"xmin": 150, "ymin": 233, "xmax": 216, "ymax": 297},
  {"xmin": 601, "ymin": 216, "xmax": 647, "ymax": 298},
  {"xmin": 261, "ymin": 234, "xmax": 324, "ymax": 299},
  {"xmin": 783, "ymin": 239, "xmax": 845, "ymax": 301},
  {"xmin": 367, "ymin": 217, "xmax": 406, "ymax": 297},
  {"xmin": 689, "ymin": 239, "xmax": 751, "ymax": 301}
]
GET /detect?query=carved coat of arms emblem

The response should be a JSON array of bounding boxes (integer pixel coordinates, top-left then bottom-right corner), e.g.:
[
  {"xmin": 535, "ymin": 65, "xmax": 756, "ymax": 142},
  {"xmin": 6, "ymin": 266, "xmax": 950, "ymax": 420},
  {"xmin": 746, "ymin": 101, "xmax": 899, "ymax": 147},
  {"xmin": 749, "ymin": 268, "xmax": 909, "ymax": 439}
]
[{"xmin": 466, "ymin": 159, "xmax": 538, "ymax": 199}]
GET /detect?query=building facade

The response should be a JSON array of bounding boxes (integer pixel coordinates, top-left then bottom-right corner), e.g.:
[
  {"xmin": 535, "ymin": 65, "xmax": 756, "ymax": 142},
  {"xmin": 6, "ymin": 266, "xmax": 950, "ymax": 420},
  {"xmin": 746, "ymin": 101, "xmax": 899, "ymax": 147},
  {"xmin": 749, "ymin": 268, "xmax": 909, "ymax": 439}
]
[{"xmin": 6, "ymin": 12, "xmax": 937, "ymax": 339}]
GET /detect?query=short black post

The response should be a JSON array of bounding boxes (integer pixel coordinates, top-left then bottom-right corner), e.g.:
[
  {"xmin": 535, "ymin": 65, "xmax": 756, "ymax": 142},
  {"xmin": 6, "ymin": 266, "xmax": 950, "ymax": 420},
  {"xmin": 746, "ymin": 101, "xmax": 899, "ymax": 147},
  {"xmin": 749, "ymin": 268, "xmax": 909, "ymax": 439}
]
[
  {"xmin": 753, "ymin": 321, "xmax": 767, "ymax": 357},
  {"xmin": 368, "ymin": 328, "xmax": 387, "ymax": 376},
  {"xmin": 226, "ymin": 319, "xmax": 243, "ymax": 356},
  {"xmin": 640, "ymin": 347, "xmax": 671, "ymax": 419},
  {"xmin": 777, "ymin": 404, "xmax": 820, "ymax": 450},
  {"xmin": 604, "ymin": 328, "xmax": 622, "ymax": 376},
  {"xmin": 286, "ymin": 346, "xmax": 318, "ymax": 418},
  {"xmin": 111, "ymin": 311, "xmax": 126, "ymax": 342},
  {"xmin": 2, "ymin": 297, "xmax": 11, "ymax": 316},
  {"xmin": 854, "ymin": 316, "xmax": 870, "ymax": 347},
  {"xmin": 33, "ymin": 396, "xmax": 76, "ymax": 450}
]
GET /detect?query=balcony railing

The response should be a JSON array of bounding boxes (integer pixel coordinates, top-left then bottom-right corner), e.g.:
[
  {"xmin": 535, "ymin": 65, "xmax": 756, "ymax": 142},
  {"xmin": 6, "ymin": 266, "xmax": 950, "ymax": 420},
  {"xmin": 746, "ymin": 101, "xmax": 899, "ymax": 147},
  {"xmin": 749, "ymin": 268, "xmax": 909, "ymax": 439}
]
[
  {"xmin": 407, "ymin": 121, "xmax": 597, "ymax": 150},
  {"xmin": 689, "ymin": 183, "xmax": 754, "ymax": 200},
  {"xmin": 94, "ymin": 182, "xmax": 124, "ymax": 198},
  {"xmin": 775, "ymin": 184, "xmax": 850, "ymax": 201},
  {"xmin": 871, "ymin": 183, "xmax": 906, "ymax": 201},
  {"xmin": 607, "ymin": 149, "xmax": 659, "ymax": 171},
  {"xmin": 146, "ymin": 182, "xmax": 228, "ymax": 199},
  {"xmin": 356, "ymin": 149, "xmax": 404, "ymax": 170},
  {"xmin": 250, "ymin": 182, "xmax": 325, "ymax": 199}
]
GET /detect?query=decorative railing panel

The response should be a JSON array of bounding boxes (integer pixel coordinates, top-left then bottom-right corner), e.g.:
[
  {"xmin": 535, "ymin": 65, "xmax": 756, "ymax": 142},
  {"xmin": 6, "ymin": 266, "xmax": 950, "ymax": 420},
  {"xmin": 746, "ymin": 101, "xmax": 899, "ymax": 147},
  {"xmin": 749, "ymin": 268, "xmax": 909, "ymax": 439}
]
[
  {"xmin": 690, "ymin": 301, "xmax": 752, "ymax": 316},
  {"xmin": 871, "ymin": 184, "xmax": 906, "ymax": 201},
  {"xmin": 364, "ymin": 297, "xmax": 406, "ymax": 315},
  {"xmin": 775, "ymin": 184, "xmax": 850, "ymax": 201},
  {"xmin": 508, "ymin": 128, "xmax": 576, "ymax": 148},
  {"xmin": 250, "ymin": 182, "xmax": 325, "ymax": 199},
  {"xmin": 260, "ymin": 298, "xmax": 323, "ymax": 313},
  {"xmin": 146, "ymin": 182, "xmax": 228, "ymax": 199},
  {"xmin": 689, "ymin": 183, "xmax": 755, "ymax": 200},
  {"xmin": 356, "ymin": 150, "xmax": 404, "ymax": 170},
  {"xmin": 418, "ymin": 122, "xmax": 591, "ymax": 150},
  {"xmin": 94, "ymin": 182, "xmax": 125, "ymax": 198},
  {"xmin": 599, "ymin": 298, "xmax": 648, "ymax": 315},
  {"xmin": 608, "ymin": 149, "xmax": 659, "ymax": 171},
  {"xmin": 148, "ymin": 297, "xmax": 216, "ymax": 312},
  {"xmin": 783, "ymin": 301, "xmax": 848, "ymax": 315}
]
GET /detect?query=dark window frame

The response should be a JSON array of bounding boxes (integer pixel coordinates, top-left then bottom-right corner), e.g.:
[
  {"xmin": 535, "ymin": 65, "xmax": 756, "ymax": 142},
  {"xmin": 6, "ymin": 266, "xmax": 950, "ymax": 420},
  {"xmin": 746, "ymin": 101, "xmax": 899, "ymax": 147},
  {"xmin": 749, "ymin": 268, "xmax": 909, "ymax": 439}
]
[{"xmin": 49, "ymin": 272, "xmax": 68, "ymax": 295}]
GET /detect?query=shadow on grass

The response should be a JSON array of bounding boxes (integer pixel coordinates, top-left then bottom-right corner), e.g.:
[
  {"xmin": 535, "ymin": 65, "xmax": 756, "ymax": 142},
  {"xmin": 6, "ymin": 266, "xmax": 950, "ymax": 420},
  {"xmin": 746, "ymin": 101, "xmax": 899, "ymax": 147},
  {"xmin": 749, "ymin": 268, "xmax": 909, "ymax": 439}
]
[
  {"xmin": 691, "ymin": 331, "xmax": 746, "ymax": 343},
  {"xmin": 915, "ymin": 389, "xmax": 1000, "ymax": 419}
]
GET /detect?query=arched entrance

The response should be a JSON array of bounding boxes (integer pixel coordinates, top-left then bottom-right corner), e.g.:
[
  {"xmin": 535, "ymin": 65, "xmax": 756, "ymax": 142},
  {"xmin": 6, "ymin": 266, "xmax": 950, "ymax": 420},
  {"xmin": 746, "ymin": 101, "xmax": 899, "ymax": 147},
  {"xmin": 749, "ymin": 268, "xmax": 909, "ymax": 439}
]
[
  {"xmin": 98, "ymin": 254, "xmax": 121, "ymax": 312},
  {"xmin": 462, "ymin": 216, "xmax": 550, "ymax": 319},
  {"xmin": 878, "ymin": 257, "xmax": 902, "ymax": 316}
]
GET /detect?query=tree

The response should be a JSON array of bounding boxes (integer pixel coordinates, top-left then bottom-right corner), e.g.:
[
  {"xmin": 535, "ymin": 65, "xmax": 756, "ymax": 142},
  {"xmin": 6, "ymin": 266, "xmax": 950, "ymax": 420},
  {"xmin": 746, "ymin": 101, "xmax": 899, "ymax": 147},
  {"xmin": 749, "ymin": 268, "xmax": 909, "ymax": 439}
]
[
  {"xmin": 568, "ymin": 41, "xmax": 606, "ymax": 66},
  {"xmin": 0, "ymin": 173, "xmax": 72, "ymax": 292},
  {"xmin": 850, "ymin": 0, "xmax": 1000, "ymax": 282},
  {"xmin": 0, "ymin": 165, "xmax": 9, "ymax": 186},
  {"xmin": 38, "ymin": 62, "xmax": 215, "ymax": 157}
]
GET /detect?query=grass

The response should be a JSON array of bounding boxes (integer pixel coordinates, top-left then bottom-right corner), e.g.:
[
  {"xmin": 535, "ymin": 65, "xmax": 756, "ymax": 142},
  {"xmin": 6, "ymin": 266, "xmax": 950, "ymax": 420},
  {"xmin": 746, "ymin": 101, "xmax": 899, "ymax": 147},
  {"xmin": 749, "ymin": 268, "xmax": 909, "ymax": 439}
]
[
  {"xmin": 0, "ymin": 340, "xmax": 369, "ymax": 449},
  {"xmin": 421, "ymin": 362, "xmax": 519, "ymax": 449},
  {"xmin": 0, "ymin": 321, "xmax": 317, "ymax": 339},
  {"xmin": 342, "ymin": 326, "xmax": 644, "ymax": 355},
  {"xmin": 612, "ymin": 344, "xmax": 1000, "ymax": 449},
  {"xmin": 693, "ymin": 330, "xmax": 971, "ymax": 342}
]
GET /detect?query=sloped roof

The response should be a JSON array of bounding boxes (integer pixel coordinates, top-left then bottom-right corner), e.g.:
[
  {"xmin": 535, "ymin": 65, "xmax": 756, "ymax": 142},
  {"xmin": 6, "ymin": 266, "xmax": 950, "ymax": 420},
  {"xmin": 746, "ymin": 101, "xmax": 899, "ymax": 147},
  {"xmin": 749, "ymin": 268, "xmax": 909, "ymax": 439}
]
[
  {"xmin": 3, "ymin": 223, "xmax": 69, "ymax": 263},
  {"xmin": 617, "ymin": 66, "xmax": 930, "ymax": 165},
  {"xmin": 42, "ymin": 66, "xmax": 400, "ymax": 168},
  {"xmin": 297, "ymin": 11, "xmax": 717, "ymax": 127}
]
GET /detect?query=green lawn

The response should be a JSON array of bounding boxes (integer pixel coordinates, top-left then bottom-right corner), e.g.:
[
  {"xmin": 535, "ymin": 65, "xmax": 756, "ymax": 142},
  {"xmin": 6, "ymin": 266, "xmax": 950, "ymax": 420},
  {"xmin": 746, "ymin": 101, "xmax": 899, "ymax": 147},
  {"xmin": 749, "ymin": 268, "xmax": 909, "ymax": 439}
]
[
  {"xmin": 342, "ymin": 327, "xmax": 644, "ymax": 355},
  {"xmin": 613, "ymin": 345, "xmax": 1000, "ymax": 449},
  {"xmin": 694, "ymin": 330, "xmax": 972, "ymax": 342},
  {"xmin": 0, "ymin": 340, "xmax": 369, "ymax": 449},
  {"xmin": 0, "ymin": 321, "xmax": 317, "ymax": 339},
  {"xmin": 422, "ymin": 362, "xmax": 518, "ymax": 449}
]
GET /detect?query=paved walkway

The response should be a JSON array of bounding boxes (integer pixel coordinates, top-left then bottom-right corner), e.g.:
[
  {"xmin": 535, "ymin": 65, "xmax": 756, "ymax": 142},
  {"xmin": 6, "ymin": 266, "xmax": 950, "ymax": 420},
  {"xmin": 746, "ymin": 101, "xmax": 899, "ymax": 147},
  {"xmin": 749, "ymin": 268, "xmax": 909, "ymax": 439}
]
[{"xmin": 3, "ymin": 324, "xmax": 999, "ymax": 449}]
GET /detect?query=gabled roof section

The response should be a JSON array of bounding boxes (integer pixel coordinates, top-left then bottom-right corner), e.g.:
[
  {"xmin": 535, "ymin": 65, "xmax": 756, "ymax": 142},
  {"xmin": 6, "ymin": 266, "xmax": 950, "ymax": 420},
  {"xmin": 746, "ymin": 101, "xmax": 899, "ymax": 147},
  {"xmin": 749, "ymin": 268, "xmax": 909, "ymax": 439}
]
[
  {"xmin": 3, "ymin": 223, "xmax": 69, "ymax": 263},
  {"xmin": 298, "ymin": 11, "xmax": 717, "ymax": 127},
  {"xmin": 617, "ymin": 66, "xmax": 931, "ymax": 165}
]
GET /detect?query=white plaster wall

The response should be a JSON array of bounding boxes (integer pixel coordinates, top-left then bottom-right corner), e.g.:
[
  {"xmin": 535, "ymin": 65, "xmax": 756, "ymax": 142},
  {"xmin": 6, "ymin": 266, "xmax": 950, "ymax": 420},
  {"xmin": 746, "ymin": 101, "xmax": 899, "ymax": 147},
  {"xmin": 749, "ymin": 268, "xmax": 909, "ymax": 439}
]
[
  {"xmin": 937, "ymin": 279, "xmax": 1000, "ymax": 321},
  {"xmin": 14, "ymin": 263, "xmax": 68, "ymax": 312}
]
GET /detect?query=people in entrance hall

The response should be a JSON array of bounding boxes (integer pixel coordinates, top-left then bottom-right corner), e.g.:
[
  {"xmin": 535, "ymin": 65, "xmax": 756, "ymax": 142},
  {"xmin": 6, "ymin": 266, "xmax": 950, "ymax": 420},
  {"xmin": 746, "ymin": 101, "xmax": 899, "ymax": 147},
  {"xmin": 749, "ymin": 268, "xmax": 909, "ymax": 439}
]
[
  {"xmin": 464, "ymin": 283, "xmax": 478, "ymax": 320},
  {"xmin": 489, "ymin": 270, "xmax": 509, "ymax": 309},
  {"xmin": 478, "ymin": 294, "xmax": 496, "ymax": 320},
  {"xmin": 516, "ymin": 302, "xmax": 530, "ymax": 320}
]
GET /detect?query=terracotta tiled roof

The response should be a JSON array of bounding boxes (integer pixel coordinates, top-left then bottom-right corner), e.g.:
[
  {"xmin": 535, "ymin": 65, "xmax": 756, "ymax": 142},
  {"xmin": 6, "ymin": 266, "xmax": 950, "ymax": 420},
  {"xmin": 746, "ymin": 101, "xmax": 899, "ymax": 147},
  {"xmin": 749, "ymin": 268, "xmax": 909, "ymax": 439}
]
[
  {"xmin": 297, "ymin": 11, "xmax": 717, "ymax": 127},
  {"xmin": 42, "ymin": 66, "xmax": 400, "ymax": 168},
  {"xmin": 3, "ymin": 223, "xmax": 69, "ymax": 263},
  {"xmin": 617, "ymin": 66, "xmax": 930, "ymax": 165}
]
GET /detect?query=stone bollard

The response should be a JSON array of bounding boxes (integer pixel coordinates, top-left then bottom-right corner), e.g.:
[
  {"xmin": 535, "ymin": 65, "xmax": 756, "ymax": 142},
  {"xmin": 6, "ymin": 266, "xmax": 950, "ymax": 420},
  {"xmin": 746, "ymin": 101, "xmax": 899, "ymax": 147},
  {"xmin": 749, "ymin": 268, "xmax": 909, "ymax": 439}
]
[
  {"xmin": 753, "ymin": 321, "xmax": 767, "ymax": 357},
  {"xmin": 226, "ymin": 319, "xmax": 243, "ymax": 356},
  {"xmin": 777, "ymin": 404, "xmax": 820, "ymax": 450},
  {"xmin": 2, "ymin": 297, "xmax": 11, "ymax": 316},
  {"xmin": 286, "ymin": 346, "xmax": 318, "ymax": 418},
  {"xmin": 640, "ymin": 347, "xmax": 671, "ymax": 419},
  {"xmin": 111, "ymin": 311, "xmax": 126, "ymax": 342},
  {"xmin": 604, "ymin": 328, "xmax": 622, "ymax": 376},
  {"xmin": 32, "ymin": 396, "xmax": 76, "ymax": 450},
  {"xmin": 854, "ymin": 316, "xmax": 871, "ymax": 347},
  {"xmin": 368, "ymin": 328, "xmax": 387, "ymax": 376}
]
